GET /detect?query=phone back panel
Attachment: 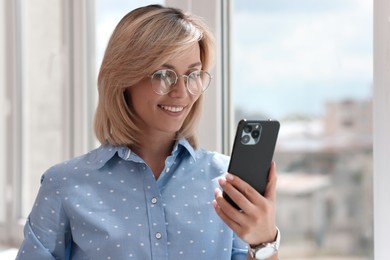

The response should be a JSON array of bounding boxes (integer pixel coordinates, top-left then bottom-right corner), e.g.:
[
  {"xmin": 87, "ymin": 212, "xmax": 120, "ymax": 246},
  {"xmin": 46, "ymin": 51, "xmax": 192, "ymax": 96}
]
[{"xmin": 227, "ymin": 119, "xmax": 280, "ymax": 196}]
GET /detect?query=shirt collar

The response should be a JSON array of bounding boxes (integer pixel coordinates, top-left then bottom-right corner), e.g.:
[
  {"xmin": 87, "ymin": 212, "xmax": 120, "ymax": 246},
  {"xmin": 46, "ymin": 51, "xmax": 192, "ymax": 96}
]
[
  {"xmin": 89, "ymin": 138, "xmax": 197, "ymax": 170},
  {"xmin": 84, "ymin": 144, "xmax": 118, "ymax": 170},
  {"xmin": 175, "ymin": 138, "xmax": 197, "ymax": 161}
]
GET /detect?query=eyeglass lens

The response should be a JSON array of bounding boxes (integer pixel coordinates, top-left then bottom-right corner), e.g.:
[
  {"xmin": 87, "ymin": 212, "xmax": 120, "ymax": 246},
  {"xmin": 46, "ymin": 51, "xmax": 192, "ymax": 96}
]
[{"xmin": 150, "ymin": 69, "xmax": 211, "ymax": 95}]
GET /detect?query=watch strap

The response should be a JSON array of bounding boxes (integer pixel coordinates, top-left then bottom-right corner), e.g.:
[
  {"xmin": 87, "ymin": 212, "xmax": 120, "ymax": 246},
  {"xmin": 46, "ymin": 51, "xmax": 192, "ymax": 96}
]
[{"xmin": 249, "ymin": 226, "xmax": 281, "ymax": 259}]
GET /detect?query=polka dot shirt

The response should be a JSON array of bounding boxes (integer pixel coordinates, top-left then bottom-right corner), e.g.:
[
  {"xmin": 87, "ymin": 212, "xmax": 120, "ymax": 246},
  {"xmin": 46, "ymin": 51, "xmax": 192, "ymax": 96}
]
[{"xmin": 16, "ymin": 138, "xmax": 248, "ymax": 259}]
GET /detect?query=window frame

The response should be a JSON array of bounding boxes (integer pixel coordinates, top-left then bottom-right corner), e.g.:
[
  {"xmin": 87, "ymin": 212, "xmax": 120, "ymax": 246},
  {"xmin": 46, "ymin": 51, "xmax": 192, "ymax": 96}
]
[
  {"xmin": 3, "ymin": 0, "xmax": 25, "ymax": 246},
  {"xmin": 373, "ymin": 0, "xmax": 390, "ymax": 258}
]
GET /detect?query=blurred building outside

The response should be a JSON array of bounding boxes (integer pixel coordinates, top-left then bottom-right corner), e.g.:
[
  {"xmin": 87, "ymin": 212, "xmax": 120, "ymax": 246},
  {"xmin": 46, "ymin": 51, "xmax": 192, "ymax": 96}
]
[{"xmin": 270, "ymin": 98, "xmax": 373, "ymax": 258}]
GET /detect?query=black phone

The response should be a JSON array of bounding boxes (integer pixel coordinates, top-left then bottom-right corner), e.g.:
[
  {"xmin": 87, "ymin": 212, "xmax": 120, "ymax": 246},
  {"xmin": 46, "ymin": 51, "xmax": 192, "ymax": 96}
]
[{"xmin": 223, "ymin": 119, "xmax": 280, "ymax": 210}]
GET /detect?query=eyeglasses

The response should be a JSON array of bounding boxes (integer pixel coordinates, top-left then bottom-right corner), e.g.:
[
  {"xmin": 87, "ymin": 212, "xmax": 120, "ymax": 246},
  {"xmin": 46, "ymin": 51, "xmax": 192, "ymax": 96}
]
[{"xmin": 148, "ymin": 69, "xmax": 212, "ymax": 96}]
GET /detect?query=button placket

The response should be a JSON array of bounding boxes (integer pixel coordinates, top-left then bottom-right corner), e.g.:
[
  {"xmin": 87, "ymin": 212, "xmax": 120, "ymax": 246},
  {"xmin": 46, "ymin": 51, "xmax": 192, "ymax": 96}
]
[{"xmin": 143, "ymin": 170, "xmax": 168, "ymax": 258}]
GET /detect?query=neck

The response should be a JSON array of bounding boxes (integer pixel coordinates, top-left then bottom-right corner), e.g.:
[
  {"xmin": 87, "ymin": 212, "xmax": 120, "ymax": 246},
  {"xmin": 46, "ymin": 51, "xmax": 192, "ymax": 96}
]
[{"xmin": 131, "ymin": 132, "xmax": 176, "ymax": 179}]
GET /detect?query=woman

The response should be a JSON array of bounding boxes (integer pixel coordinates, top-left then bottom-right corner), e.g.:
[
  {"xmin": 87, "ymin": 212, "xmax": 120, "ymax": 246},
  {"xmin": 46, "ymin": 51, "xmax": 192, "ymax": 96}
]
[{"xmin": 17, "ymin": 4, "xmax": 279, "ymax": 259}]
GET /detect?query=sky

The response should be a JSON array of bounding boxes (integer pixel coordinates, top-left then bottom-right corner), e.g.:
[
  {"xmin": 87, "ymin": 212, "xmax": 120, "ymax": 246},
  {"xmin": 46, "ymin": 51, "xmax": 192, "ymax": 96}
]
[
  {"xmin": 232, "ymin": 0, "xmax": 373, "ymax": 119},
  {"xmin": 95, "ymin": 0, "xmax": 373, "ymax": 120}
]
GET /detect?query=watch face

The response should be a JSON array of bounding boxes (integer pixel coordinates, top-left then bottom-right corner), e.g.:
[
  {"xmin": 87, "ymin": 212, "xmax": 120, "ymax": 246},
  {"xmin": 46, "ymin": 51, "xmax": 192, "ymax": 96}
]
[{"xmin": 255, "ymin": 246, "xmax": 276, "ymax": 259}]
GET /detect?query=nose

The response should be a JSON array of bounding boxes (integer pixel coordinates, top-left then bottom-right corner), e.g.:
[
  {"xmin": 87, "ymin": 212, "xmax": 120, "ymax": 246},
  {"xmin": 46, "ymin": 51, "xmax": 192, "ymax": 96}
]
[{"xmin": 169, "ymin": 76, "xmax": 188, "ymax": 98}]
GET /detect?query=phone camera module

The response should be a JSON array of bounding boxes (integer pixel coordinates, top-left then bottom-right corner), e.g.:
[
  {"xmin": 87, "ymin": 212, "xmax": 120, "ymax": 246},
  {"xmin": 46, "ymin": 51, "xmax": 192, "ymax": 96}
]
[{"xmin": 240, "ymin": 122, "xmax": 262, "ymax": 145}]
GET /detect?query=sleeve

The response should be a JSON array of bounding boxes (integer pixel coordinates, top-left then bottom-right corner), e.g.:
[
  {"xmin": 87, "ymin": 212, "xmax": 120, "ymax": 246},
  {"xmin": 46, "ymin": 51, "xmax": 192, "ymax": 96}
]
[
  {"xmin": 231, "ymin": 232, "xmax": 249, "ymax": 260},
  {"xmin": 16, "ymin": 169, "xmax": 71, "ymax": 260}
]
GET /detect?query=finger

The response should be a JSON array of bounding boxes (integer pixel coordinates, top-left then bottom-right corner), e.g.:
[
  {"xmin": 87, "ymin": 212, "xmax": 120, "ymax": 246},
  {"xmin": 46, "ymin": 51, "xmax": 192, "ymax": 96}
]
[
  {"xmin": 213, "ymin": 200, "xmax": 242, "ymax": 232},
  {"xmin": 264, "ymin": 161, "xmax": 277, "ymax": 202},
  {"xmin": 224, "ymin": 173, "xmax": 263, "ymax": 211},
  {"xmin": 213, "ymin": 189, "xmax": 242, "ymax": 230},
  {"xmin": 218, "ymin": 176, "xmax": 254, "ymax": 214},
  {"xmin": 216, "ymin": 180, "xmax": 248, "ymax": 221}
]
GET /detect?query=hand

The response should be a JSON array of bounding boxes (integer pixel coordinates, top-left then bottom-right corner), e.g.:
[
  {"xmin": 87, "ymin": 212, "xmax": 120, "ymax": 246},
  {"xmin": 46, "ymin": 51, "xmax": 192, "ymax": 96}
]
[{"xmin": 213, "ymin": 161, "xmax": 278, "ymax": 246}]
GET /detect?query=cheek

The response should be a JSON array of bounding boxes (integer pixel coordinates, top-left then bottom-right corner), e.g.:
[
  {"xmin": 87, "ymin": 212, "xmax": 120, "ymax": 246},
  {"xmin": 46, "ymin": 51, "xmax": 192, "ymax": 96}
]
[
  {"xmin": 187, "ymin": 96, "xmax": 201, "ymax": 115},
  {"xmin": 131, "ymin": 95, "xmax": 152, "ymax": 116},
  {"xmin": 189, "ymin": 94, "xmax": 201, "ymax": 106},
  {"xmin": 127, "ymin": 84, "xmax": 155, "ymax": 110}
]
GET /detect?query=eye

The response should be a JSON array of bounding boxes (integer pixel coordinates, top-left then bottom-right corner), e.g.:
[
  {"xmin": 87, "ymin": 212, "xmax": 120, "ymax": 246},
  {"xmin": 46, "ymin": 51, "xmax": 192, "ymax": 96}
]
[
  {"xmin": 152, "ymin": 70, "xmax": 176, "ymax": 85},
  {"xmin": 153, "ymin": 70, "xmax": 168, "ymax": 80},
  {"xmin": 189, "ymin": 71, "xmax": 202, "ymax": 79}
]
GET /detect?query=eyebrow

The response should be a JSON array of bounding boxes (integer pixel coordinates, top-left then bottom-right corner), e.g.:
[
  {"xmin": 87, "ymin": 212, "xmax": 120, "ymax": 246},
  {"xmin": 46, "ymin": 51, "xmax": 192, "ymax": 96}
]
[{"xmin": 161, "ymin": 62, "xmax": 202, "ymax": 70}]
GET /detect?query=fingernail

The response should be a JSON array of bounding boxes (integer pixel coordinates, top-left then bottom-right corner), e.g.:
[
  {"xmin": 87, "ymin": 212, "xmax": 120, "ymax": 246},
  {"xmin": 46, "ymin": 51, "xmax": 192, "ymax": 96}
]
[
  {"xmin": 218, "ymin": 178, "xmax": 226, "ymax": 186},
  {"xmin": 226, "ymin": 173, "xmax": 234, "ymax": 181},
  {"xmin": 212, "ymin": 200, "xmax": 218, "ymax": 209}
]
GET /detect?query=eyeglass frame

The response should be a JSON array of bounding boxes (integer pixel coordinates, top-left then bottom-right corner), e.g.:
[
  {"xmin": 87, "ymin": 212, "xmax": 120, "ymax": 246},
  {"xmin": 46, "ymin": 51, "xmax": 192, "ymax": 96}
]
[{"xmin": 147, "ymin": 69, "xmax": 212, "ymax": 96}]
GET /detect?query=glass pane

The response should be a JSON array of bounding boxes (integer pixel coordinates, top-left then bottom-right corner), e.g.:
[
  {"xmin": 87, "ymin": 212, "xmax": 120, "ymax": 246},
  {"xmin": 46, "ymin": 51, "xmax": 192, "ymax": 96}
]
[
  {"xmin": 232, "ymin": 0, "xmax": 373, "ymax": 258},
  {"xmin": 21, "ymin": 0, "xmax": 68, "ymax": 218},
  {"xmin": 96, "ymin": 0, "xmax": 165, "ymax": 71}
]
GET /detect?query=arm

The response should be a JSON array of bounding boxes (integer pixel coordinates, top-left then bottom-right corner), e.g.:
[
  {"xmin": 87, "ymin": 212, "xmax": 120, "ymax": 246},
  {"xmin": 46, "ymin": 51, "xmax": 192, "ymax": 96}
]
[
  {"xmin": 213, "ymin": 161, "xmax": 279, "ymax": 260},
  {"xmin": 16, "ymin": 171, "xmax": 70, "ymax": 259}
]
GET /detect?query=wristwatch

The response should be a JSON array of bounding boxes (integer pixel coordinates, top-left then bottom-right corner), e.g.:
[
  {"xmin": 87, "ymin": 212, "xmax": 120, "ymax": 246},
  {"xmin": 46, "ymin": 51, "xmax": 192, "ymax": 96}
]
[{"xmin": 249, "ymin": 227, "xmax": 281, "ymax": 259}]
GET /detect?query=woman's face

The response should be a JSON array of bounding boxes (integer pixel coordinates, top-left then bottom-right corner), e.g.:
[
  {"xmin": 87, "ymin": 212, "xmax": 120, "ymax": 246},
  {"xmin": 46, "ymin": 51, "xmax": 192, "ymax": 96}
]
[{"xmin": 127, "ymin": 43, "xmax": 202, "ymax": 139}]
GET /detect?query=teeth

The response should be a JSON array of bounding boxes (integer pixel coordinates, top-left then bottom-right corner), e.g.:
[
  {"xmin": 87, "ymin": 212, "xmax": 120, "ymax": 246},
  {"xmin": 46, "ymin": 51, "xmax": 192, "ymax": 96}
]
[{"xmin": 160, "ymin": 105, "xmax": 184, "ymax": 112}]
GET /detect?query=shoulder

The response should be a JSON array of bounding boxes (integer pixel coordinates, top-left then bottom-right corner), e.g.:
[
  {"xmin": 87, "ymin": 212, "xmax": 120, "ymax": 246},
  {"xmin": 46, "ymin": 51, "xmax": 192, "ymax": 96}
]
[
  {"xmin": 42, "ymin": 144, "xmax": 119, "ymax": 181},
  {"xmin": 194, "ymin": 147, "xmax": 230, "ymax": 171},
  {"xmin": 177, "ymin": 138, "xmax": 230, "ymax": 170}
]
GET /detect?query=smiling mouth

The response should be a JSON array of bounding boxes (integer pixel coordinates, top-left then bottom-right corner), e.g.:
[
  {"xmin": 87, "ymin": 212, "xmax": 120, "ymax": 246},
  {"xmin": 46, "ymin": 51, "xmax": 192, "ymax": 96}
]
[{"xmin": 159, "ymin": 105, "xmax": 185, "ymax": 113}]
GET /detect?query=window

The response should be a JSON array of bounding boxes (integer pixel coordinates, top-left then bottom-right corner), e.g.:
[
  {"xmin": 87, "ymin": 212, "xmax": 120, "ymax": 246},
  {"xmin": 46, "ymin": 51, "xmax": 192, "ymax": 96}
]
[
  {"xmin": 96, "ymin": 0, "xmax": 164, "ymax": 70},
  {"xmin": 0, "ymin": 0, "xmax": 96, "ymax": 248},
  {"xmin": 232, "ymin": 0, "xmax": 373, "ymax": 258},
  {"xmin": 1, "ymin": 1, "xmax": 389, "ymax": 259},
  {"xmin": 0, "ymin": 0, "xmax": 74, "ymax": 245}
]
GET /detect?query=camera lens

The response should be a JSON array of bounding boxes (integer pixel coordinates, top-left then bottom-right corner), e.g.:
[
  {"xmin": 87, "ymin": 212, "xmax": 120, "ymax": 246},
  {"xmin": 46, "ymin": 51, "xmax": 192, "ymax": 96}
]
[
  {"xmin": 251, "ymin": 130, "xmax": 260, "ymax": 139},
  {"xmin": 241, "ymin": 135, "xmax": 250, "ymax": 144},
  {"xmin": 244, "ymin": 125, "xmax": 252, "ymax": 133}
]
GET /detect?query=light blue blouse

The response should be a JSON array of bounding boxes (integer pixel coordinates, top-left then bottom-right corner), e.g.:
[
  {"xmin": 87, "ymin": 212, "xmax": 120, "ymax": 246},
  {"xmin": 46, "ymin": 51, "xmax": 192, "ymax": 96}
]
[{"xmin": 16, "ymin": 138, "xmax": 248, "ymax": 259}]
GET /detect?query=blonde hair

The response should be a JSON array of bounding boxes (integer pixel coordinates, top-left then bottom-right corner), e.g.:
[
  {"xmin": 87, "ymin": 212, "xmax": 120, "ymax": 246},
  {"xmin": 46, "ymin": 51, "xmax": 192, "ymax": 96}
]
[{"xmin": 94, "ymin": 4, "xmax": 215, "ymax": 149}]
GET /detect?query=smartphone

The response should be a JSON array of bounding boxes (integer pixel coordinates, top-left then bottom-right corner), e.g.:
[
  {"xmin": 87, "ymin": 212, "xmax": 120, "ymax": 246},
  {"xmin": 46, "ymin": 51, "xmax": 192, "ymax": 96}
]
[{"xmin": 223, "ymin": 119, "xmax": 280, "ymax": 210}]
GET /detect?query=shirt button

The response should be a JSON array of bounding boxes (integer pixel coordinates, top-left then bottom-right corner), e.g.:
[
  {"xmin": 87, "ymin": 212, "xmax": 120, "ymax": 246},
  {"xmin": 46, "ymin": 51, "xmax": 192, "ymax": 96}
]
[
  {"xmin": 155, "ymin": 232, "xmax": 162, "ymax": 239},
  {"xmin": 151, "ymin": 197, "xmax": 158, "ymax": 204}
]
